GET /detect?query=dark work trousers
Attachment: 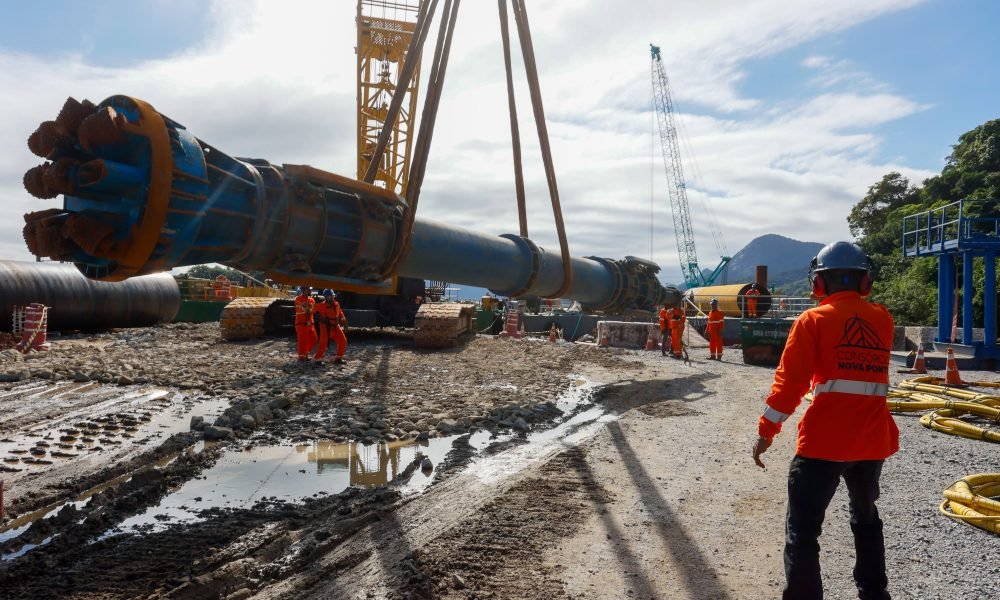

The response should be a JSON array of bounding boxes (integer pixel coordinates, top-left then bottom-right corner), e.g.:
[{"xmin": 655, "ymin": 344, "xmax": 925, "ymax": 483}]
[
  {"xmin": 783, "ymin": 456, "xmax": 890, "ymax": 600},
  {"xmin": 660, "ymin": 329, "xmax": 668, "ymax": 355}
]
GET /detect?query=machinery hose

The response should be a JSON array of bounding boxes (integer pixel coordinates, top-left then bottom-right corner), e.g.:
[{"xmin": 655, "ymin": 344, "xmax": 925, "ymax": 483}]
[
  {"xmin": 891, "ymin": 380, "xmax": 1000, "ymax": 535},
  {"xmin": 940, "ymin": 474, "xmax": 1000, "ymax": 535}
]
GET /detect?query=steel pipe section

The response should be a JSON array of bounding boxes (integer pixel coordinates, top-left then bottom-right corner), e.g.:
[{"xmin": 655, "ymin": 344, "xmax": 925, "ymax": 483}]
[
  {"xmin": 686, "ymin": 283, "xmax": 770, "ymax": 317},
  {"xmin": 22, "ymin": 95, "xmax": 678, "ymax": 312},
  {"xmin": 0, "ymin": 260, "xmax": 180, "ymax": 332}
]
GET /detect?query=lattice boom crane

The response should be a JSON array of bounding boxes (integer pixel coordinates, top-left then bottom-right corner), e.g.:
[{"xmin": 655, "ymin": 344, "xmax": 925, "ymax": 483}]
[{"xmin": 650, "ymin": 44, "xmax": 729, "ymax": 288}]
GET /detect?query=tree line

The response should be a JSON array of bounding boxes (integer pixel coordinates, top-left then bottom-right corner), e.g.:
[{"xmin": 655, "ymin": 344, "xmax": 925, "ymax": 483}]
[{"xmin": 849, "ymin": 118, "xmax": 1000, "ymax": 325}]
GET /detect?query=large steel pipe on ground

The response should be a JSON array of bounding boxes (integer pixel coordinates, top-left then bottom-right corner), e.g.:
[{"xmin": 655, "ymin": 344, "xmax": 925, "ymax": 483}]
[
  {"xmin": 0, "ymin": 260, "xmax": 179, "ymax": 332},
  {"xmin": 686, "ymin": 283, "xmax": 770, "ymax": 317},
  {"xmin": 21, "ymin": 95, "xmax": 678, "ymax": 313}
]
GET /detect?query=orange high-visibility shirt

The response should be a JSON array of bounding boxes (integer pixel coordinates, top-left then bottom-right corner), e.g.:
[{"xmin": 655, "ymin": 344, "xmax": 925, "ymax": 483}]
[
  {"xmin": 757, "ymin": 291, "xmax": 899, "ymax": 461},
  {"xmin": 315, "ymin": 299, "xmax": 345, "ymax": 325},
  {"xmin": 658, "ymin": 308, "xmax": 669, "ymax": 331},
  {"xmin": 668, "ymin": 307, "xmax": 685, "ymax": 329},
  {"xmin": 294, "ymin": 294, "xmax": 315, "ymax": 326},
  {"xmin": 706, "ymin": 309, "xmax": 725, "ymax": 335}
]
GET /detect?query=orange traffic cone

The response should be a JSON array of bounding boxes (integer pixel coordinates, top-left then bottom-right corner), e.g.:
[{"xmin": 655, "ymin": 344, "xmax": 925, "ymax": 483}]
[
  {"xmin": 912, "ymin": 344, "xmax": 927, "ymax": 374},
  {"xmin": 645, "ymin": 329, "xmax": 656, "ymax": 351},
  {"xmin": 549, "ymin": 323, "xmax": 558, "ymax": 343},
  {"xmin": 599, "ymin": 326, "xmax": 610, "ymax": 348},
  {"xmin": 945, "ymin": 348, "xmax": 964, "ymax": 385}
]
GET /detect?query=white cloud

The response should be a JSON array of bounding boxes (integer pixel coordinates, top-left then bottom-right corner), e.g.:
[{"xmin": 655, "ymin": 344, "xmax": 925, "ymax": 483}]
[{"xmin": 0, "ymin": 0, "xmax": 939, "ymax": 286}]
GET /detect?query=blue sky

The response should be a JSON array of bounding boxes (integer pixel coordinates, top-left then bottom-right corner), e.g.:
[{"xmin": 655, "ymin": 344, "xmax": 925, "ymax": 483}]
[{"xmin": 0, "ymin": 0, "xmax": 996, "ymax": 286}]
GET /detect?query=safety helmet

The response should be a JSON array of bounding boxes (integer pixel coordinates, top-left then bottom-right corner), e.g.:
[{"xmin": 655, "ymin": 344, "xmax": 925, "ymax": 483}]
[
  {"xmin": 810, "ymin": 241, "xmax": 870, "ymax": 273},
  {"xmin": 322, "ymin": 289, "xmax": 335, "ymax": 298},
  {"xmin": 710, "ymin": 298, "xmax": 718, "ymax": 307},
  {"xmin": 298, "ymin": 286, "xmax": 311, "ymax": 294},
  {"xmin": 809, "ymin": 241, "xmax": 872, "ymax": 296}
]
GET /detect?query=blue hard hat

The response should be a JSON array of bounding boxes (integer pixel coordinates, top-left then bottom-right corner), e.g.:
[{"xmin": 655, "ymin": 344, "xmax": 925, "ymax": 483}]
[
  {"xmin": 810, "ymin": 241, "xmax": 870, "ymax": 275},
  {"xmin": 322, "ymin": 289, "xmax": 335, "ymax": 297},
  {"xmin": 710, "ymin": 298, "xmax": 718, "ymax": 306},
  {"xmin": 299, "ymin": 286, "xmax": 310, "ymax": 294}
]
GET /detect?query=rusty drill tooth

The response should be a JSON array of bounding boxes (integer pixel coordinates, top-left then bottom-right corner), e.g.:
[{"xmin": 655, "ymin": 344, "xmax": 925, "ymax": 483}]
[
  {"xmin": 23, "ymin": 164, "xmax": 58, "ymax": 199},
  {"xmin": 35, "ymin": 120, "xmax": 73, "ymax": 158},
  {"xmin": 27, "ymin": 130, "xmax": 47, "ymax": 158},
  {"xmin": 23, "ymin": 209, "xmax": 72, "ymax": 259},
  {"xmin": 63, "ymin": 213, "xmax": 116, "ymax": 256},
  {"xmin": 78, "ymin": 107, "xmax": 125, "ymax": 151},
  {"xmin": 41, "ymin": 158, "xmax": 78, "ymax": 196},
  {"xmin": 55, "ymin": 97, "xmax": 97, "ymax": 135}
]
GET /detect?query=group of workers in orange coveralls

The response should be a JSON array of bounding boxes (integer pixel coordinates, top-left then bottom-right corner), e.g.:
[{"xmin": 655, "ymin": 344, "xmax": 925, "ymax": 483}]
[
  {"xmin": 294, "ymin": 286, "xmax": 348, "ymax": 364},
  {"xmin": 657, "ymin": 283, "xmax": 763, "ymax": 360}
]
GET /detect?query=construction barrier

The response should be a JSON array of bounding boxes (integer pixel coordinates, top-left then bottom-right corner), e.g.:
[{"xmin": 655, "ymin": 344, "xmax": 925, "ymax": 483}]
[{"xmin": 15, "ymin": 303, "xmax": 49, "ymax": 353}]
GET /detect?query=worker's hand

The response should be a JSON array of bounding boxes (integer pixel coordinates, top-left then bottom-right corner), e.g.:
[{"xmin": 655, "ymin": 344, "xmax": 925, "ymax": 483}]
[{"xmin": 752, "ymin": 436, "xmax": 772, "ymax": 469}]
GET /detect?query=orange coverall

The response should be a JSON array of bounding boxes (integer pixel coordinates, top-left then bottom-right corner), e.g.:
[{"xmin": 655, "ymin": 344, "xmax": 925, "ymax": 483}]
[
  {"xmin": 668, "ymin": 307, "xmax": 685, "ymax": 357},
  {"xmin": 314, "ymin": 298, "xmax": 348, "ymax": 360},
  {"xmin": 658, "ymin": 307, "xmax": 669, "ymax": 355},
  {"xmin": 294, "ymin": 294, "xmax": 317, "ymax": 360},
  {"xmin": 706, "ymin": 308, "xmax": 725, "ymax": 359},
  {"xmin": 745, "ymin": 287, "xmax": 761, "ymax": 317}
]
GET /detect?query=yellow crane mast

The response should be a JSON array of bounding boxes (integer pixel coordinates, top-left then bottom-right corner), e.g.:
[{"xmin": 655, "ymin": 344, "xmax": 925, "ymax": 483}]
[{"xmin": 356, "ymin": 0, "xmax": 422, "ymax": 194}]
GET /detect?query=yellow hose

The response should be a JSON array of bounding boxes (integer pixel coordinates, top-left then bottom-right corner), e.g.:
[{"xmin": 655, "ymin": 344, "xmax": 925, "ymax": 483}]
[
  {"xmin": 890, "ymin": 380, "xmax": 1000, "ymax": 442},
  {"xmin": 940, "ymin": 474, "xmax": 1000, "ymax": 535},
  {"xmin": 892, "ymin": 381, "xmax": 1000, "ymax": 535}
]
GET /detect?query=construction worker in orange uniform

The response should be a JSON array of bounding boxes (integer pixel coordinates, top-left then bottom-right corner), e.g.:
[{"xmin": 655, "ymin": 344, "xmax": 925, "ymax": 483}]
[
  {"xmin": 658, "ymin": 303, "xmax": 670, "ymax": 357},
  {"xmin": 752, "ymin": 242, "xmax": 897, "ymax": 600},
  {"xmin": 745, "ymin": 282, "xmax": 761, "ymax": 318},
  {"xmin": 706, "ymin": 298, "xmax": 725, "ymax": 360},
  {"xmin": 293, "ymin": 286, "xmax": 318, "ymax": 362},
  {"xmin": 314, "ymin": 289, "xmax": 348, "ymax": 364},
  {"xmin": 668, "ymin": 304, "xmax": 685, "ymax": 359}
]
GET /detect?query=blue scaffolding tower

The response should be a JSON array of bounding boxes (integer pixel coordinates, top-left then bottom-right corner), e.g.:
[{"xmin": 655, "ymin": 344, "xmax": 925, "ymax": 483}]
[{"xmin": 902, "ymin": 199, "xmax": 1000, "ymax": 359}]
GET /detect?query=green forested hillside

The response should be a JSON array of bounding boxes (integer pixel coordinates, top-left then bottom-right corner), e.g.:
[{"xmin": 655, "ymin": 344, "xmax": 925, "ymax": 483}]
[{"xmin": 850, "ymin": 119, "xmax": 1000, "ymax": 325}]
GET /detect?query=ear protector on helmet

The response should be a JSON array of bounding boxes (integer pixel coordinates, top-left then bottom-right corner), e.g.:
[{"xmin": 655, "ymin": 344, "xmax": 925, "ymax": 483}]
[{"xmin": 809, "ymin": 256, "xmax": 874, "ymax": 297}]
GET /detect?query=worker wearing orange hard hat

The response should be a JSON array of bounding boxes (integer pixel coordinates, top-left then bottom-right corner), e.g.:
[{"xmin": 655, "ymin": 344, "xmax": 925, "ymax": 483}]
[
  {"xmin": 667, "ymin": 304, "xmax": 685, "ymax": 359},
  {"xmin": 745, "ymin": 283, "xmax": 761, "ymax": 318},
  {"xmin": 706, "ymin": 298, "xmax": 725, "ymax": 360},
  {"xmin": 294, "ymin": 286, "xmax": 318, "ymax": 361},
  {"xmin": 752, "ymin": 241, "xmax": 897, "ymax": 600},
  {"xmin": 314, "ymin": 289, "xmax": 348, "ymax": 364},
  {"xmin": 658, "ymin": 303, "xmax": 670, "ymax": 356}
]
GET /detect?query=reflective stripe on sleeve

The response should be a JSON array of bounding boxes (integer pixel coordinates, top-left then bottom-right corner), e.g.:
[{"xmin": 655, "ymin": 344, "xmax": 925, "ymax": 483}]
[
  {"xmin": 812, "ymin": 379, "xmax": 888, "ymax": 396},
  {"xmin": 762, "ymin": 406, "xmax": 789, "ymax": 424}
]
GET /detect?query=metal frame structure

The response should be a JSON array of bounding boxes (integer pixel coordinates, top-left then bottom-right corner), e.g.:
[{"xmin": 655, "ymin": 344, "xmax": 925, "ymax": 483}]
[
  {"xmin": 356, "ymin": 0, "xmax": 422, "ymax": 194},
  {"xmin": 650, "ymin": 44, "xmax": 730, "ymax": 289},
  {"xmin": 902, "ymin": 199, "xmax": 1000, "ymax": 357}
]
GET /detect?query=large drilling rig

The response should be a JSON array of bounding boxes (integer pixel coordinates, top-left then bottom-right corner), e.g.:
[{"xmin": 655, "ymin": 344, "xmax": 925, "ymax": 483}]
[{"xmin": 21, "ymin": 96, "xmax": 681, "ymax": 345}]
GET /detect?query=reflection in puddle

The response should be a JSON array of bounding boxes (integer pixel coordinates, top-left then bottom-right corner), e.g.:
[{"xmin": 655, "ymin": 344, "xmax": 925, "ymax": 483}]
[{"xmin": 111, "ymin": 436, "xmax": 459, "ymax": 535}]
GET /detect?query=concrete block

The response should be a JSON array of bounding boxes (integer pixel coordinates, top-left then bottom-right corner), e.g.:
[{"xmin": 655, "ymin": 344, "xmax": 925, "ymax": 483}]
[{"xmin": 595, "ymin": 321, "xmax": 657, "ymax": 349}]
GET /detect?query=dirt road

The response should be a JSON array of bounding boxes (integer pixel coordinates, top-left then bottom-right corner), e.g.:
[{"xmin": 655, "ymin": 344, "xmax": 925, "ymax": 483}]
[{"xmin": 1, "ymin": 324, "xmax": 998, "ymax": 598}]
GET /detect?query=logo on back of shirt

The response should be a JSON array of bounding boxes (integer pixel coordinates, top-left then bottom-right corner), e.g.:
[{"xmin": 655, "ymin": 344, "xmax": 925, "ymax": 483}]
[{"xmin": 835, "ymin": 314, "xmax": 889, "ymax": 374}]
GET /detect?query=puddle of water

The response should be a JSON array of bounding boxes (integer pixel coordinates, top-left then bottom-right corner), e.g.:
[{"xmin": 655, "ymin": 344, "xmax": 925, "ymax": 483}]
[
  {"xmin": 111, "ymin": 436, "xmax": 460, "ymax": 535},
  {"xmin": 2, "ymin": 537, "xmax": 51, "ymax": 561},
  {"xmin": 0, "ymin": 390, "xmax": 229, "ymax": 470},
  {"xmin": 0, "ymin": 452, "xmax": 184, "ymax": 556},
  {"xmin": 3, "ymin": 374, "xmax": 608, "ymax": 556}
]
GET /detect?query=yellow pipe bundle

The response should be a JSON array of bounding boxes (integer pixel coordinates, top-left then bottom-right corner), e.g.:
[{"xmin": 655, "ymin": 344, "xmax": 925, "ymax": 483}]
[{"xmin": 940, "ymin": 474, "xmax": 1000, "ymax": 535}]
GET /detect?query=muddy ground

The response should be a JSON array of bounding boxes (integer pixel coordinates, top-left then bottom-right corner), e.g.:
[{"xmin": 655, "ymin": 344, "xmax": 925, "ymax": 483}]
[{"xmin": 0, "ymin": 323, "xmax": 998, "ymax": 599}]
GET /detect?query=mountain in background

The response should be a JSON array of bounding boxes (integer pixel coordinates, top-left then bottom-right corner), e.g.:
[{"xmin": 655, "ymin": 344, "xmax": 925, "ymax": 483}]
[{"xmin": 705, "ymin": 234, "xmax": 823, "ymax": 291}]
